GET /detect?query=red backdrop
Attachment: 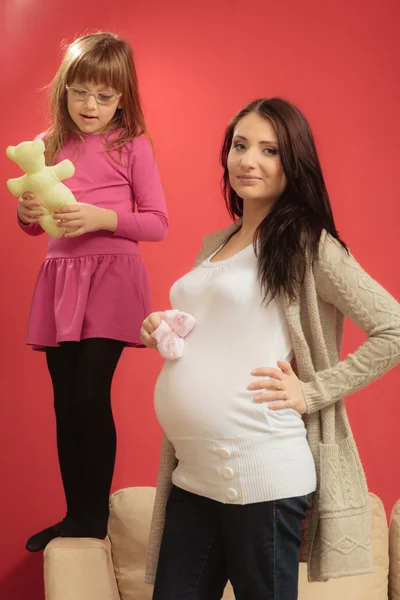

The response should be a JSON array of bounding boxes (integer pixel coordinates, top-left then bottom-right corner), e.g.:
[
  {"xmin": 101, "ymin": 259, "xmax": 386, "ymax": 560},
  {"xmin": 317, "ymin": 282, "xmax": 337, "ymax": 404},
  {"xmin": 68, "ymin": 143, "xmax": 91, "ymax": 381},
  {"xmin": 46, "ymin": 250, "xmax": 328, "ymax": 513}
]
[{"xmin": 1, "ymin": 0, "xmax": 399, "ymax": 598}]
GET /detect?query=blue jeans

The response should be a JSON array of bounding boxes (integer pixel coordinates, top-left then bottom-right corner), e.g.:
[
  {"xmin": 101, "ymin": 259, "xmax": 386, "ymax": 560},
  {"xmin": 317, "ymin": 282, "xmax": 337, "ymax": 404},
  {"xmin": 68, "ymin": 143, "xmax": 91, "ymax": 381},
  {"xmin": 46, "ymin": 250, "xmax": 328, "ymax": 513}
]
[{"xmin": 153, "ymin": 485, "xmax": 313, "ymax": 600}]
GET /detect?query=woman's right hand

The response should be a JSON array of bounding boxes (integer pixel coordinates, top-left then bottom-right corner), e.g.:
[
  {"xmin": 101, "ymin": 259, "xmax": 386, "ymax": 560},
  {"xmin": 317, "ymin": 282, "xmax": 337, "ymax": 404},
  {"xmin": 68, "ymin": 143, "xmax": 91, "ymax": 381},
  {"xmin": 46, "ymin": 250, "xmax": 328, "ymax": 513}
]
[
  {"xmin": 17, "ymin": 193, "xmax": 44, "ymax": 225},
  {"xmin": 140, "ymin": 312, "xmax": 164, "ymax": 348}
]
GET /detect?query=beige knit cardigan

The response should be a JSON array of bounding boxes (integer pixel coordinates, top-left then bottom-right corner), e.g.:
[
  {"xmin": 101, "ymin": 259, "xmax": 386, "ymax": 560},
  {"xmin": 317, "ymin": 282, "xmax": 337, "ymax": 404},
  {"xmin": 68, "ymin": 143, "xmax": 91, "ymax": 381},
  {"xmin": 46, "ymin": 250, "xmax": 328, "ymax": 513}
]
[{"xmin": 145, "ymin": 222, "xmax": 400, "ymax": 583}]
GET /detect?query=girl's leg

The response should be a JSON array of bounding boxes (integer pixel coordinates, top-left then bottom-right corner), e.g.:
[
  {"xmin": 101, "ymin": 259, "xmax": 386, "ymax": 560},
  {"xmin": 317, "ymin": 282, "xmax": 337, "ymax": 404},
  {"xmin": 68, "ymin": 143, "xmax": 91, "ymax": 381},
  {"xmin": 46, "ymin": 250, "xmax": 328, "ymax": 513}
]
[
  {"xmin": 153, "ymin": 486, "xmax": 228, "ymax": 600},
  {"xmin": 26, "ymin": 338, "xmax": 124, "ymax": 551},
  {"xmin": 47, "ymin": 342, "xmax": 82, "ymax": 518},
  {"xmin": 72, "ymin": 337, "xmax": 124, "ymax": 537},
  {"xmin": 26, "ymin": 342, "xmax": 81, "ymax": 552}
]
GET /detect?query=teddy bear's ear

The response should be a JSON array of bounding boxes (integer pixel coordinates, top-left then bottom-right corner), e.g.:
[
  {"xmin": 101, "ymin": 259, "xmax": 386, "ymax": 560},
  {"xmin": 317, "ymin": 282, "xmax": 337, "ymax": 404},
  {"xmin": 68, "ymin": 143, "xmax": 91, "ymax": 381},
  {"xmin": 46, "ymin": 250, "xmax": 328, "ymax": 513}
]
[
  {"xmin": 33, "ymin": 139, "xmax": 45, "ymax": 152},
  {"xmin": 6, "ymin": 146, "xmax": 16, "ymax": 160}
]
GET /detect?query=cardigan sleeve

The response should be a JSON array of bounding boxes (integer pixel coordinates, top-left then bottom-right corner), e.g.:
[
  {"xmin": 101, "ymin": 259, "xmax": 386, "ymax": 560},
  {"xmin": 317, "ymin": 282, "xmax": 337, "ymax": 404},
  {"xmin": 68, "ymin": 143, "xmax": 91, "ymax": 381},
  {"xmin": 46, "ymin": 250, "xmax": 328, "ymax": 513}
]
[{"xmin": 301, "ymin": 233, "xmax": 400, "ymax": 413}]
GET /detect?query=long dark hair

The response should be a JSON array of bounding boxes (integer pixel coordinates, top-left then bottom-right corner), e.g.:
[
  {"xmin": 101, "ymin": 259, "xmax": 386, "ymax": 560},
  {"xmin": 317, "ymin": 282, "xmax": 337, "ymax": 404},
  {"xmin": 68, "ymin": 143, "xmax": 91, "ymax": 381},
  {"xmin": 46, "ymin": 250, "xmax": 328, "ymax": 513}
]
[{"xmin": 221, "ymin": 98, "xmax": 347, "ymax": 302}]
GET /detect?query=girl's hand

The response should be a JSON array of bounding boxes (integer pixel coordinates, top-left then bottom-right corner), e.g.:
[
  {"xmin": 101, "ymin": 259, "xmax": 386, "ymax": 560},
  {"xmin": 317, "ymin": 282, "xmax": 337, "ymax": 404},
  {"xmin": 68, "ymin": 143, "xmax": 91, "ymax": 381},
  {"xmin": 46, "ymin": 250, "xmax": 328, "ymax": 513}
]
[
  {"xmin": 17, "ymin": 193, "xmax": 44, "ymax": 225},
  {"xmin": 54, "ymin": 203, "xmax": 118, "ymax": 238},
  {"xmin": 140, "ymin": 312, "xmax": 164, "ymax": 348},
  {"xmin": 248, "ymin": 360, "xmax": 307, "ymax": 414}
]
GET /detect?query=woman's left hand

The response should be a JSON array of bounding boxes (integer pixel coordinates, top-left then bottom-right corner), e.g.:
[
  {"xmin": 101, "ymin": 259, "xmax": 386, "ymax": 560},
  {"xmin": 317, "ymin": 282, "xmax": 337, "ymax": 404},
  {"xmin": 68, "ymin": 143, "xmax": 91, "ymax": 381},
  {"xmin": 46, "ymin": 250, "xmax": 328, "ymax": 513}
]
[
  {"xmin": 248, "ymin": 360, "xmax": 307, "ymax": 414},
  {"xmin": 54, "ymin": 203, "xmax": 118, "ymax": 238}
]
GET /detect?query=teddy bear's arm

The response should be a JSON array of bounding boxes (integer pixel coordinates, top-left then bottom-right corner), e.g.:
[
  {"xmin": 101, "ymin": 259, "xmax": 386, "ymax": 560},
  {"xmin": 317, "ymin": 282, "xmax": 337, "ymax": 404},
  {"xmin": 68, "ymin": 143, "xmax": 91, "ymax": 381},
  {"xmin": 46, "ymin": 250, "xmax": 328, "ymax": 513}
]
[
  {"xmin": 52, "ymin": 160, "xmax": 75, "ymax": 182},
  {"xmin": 7, "ymin": 176, "xmax": 26, "ymax": 197}
]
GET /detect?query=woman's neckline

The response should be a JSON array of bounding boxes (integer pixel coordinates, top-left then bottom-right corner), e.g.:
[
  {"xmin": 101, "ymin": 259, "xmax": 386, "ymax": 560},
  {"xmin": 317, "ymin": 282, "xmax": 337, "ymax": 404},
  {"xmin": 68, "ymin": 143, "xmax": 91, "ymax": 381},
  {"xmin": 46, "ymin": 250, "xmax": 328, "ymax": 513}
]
[{"xmin": 203, "ymin": 242, "xmax": 254, "ymax": 267}]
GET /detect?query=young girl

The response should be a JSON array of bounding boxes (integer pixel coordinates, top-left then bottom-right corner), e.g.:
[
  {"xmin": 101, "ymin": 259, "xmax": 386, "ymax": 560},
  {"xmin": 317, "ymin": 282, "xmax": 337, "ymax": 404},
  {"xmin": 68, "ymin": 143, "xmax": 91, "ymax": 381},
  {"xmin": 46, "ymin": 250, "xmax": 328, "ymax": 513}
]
[
  {"xmin": 141, "ymin": 99, "xmax": 400, "ymax": 599},
  {"xmin": 17, "ymin": 31, "xmax": 168, "ymax": 552}
]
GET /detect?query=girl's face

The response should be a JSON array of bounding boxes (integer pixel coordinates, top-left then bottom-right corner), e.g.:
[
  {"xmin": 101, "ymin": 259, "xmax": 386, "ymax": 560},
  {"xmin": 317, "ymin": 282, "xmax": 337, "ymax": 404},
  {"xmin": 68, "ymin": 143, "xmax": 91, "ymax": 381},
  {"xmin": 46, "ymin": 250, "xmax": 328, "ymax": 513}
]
[
  {"xmin": 227, "ymin": 112, "xmax": 287, "ymax": 208},
  {"xmin": 66, "ymin": 81, "xmax": 123, "ymax": 135}
]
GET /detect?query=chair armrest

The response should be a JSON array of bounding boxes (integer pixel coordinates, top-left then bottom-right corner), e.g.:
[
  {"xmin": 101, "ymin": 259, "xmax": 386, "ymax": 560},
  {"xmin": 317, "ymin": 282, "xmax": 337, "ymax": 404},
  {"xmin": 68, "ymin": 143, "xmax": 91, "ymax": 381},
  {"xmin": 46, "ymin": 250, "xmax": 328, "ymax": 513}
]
[
  {"xmin": 390, "ymin": 500, "xmax": 400, "ymax": 600},
  {"xmin": 44, "ymin": 537, "xmax": 120, "ymax": 600}
]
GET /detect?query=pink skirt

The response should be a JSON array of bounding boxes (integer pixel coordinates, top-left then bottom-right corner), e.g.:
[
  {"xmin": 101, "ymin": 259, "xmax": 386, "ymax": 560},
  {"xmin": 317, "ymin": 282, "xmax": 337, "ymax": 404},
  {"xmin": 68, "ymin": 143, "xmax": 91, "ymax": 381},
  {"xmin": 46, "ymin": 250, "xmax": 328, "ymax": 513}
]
[{"xmin": 26, "ymin": 254, "xmax": 151, "ymax": 350}]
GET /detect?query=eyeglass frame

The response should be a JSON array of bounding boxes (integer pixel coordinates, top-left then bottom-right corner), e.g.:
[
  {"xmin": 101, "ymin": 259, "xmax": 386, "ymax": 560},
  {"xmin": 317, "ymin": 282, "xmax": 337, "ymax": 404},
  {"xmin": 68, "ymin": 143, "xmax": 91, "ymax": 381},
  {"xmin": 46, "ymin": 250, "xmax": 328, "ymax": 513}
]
[{"xmin": 65, "ymin": 85, "xmax": 122, "ymax": 105}]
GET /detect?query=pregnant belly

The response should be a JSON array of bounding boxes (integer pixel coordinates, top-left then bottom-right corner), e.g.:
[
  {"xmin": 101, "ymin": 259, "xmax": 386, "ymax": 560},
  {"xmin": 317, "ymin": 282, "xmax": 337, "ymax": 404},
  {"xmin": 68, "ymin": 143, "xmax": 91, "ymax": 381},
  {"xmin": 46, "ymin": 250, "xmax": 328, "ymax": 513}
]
[{"xmin": 154, "ymin": 359, "xmax": 305, "ymax": 440}]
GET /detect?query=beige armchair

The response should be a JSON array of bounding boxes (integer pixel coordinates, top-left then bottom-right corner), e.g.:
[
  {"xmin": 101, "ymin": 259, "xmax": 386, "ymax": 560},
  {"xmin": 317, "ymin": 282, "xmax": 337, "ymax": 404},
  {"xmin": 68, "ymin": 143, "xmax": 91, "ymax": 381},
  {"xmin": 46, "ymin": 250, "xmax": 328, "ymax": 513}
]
[{"xmin": 43, "ymin": 487, "xmax": 400, "ymax": 600}]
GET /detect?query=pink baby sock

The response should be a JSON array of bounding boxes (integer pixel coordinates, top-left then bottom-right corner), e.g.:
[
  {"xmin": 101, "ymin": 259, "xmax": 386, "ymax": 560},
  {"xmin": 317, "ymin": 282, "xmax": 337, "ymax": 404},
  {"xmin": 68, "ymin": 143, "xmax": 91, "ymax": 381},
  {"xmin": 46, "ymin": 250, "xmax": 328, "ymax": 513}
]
[
  {"xmin": 162, "ymin": 309, "xmax": 196, "ymax": 337},
  {"xmin": 151, "ymin": 310, "xmax": 196, "ymax": 360}
]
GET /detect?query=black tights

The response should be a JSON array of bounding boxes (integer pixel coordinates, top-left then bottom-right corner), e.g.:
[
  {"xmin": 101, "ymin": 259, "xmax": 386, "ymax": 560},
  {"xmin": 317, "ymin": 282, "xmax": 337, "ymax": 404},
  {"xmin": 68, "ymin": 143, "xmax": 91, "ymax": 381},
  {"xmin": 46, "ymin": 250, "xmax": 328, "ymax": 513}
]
[{"xmin": 46, "ymin": 338, "xmax": 124, "ymax": 537}]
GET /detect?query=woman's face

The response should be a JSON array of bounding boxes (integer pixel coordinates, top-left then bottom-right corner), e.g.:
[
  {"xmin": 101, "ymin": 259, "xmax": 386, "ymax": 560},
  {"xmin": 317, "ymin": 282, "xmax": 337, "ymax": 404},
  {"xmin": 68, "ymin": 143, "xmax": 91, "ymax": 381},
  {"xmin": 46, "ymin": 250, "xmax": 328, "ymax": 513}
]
[{"xmin": 227, "ymin": 112, "xmax": 287, "ymax": 207}]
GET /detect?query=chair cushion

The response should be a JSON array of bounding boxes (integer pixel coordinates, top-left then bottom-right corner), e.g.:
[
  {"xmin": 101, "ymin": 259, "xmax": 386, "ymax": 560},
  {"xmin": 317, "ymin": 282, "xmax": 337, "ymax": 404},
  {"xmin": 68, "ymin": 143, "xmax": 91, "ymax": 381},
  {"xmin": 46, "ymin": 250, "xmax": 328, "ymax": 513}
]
[
  {"xmin": 109, "ymin": 487, "xmax": 156, "ymax": 600},
  {"xmin": 389, "ymin": 499, "xmax": 400, "ymax": 600}
]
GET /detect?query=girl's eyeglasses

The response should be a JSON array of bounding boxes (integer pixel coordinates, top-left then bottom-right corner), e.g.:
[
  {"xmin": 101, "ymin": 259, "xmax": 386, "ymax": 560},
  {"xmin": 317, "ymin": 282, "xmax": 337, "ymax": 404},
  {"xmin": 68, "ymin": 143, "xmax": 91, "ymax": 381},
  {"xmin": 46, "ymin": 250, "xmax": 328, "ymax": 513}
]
[{"xmin": 66, "ymin": 86, "xmax": 122, "ymax": 106}]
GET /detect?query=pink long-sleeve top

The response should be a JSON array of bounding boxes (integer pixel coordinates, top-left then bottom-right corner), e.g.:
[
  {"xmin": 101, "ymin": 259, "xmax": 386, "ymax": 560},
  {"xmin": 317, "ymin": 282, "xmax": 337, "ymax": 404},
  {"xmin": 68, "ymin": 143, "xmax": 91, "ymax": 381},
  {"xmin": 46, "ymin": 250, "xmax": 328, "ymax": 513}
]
[{"xmin": 20, "ymin": 131, "xmax": 168, "ymax": 258}]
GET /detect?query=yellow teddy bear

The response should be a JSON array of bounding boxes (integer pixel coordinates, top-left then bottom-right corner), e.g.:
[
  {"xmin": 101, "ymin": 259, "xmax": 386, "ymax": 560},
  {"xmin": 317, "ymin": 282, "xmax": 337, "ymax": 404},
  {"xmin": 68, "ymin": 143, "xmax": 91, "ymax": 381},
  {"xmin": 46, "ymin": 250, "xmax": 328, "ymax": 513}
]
[{"xmin": 6, "ymin": 139, "xmax": 77, "ymax": 238}]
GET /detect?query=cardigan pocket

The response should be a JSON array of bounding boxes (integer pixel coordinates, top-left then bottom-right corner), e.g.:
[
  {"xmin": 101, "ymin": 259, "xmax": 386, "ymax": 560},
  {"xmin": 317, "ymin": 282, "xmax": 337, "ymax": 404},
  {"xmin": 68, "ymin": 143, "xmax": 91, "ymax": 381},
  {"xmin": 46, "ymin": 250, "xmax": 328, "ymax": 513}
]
[{"xmin": 318, "ymin": 437, "xmax": 367, "ymax": 514}]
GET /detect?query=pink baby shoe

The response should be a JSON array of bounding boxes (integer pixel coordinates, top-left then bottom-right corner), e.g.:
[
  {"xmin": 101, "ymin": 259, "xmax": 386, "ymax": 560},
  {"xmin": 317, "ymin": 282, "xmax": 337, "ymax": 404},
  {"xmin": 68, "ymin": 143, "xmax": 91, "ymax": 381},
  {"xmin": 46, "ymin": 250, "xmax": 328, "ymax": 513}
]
[{"xmin": 151, "ymin": 310, "xmax": 195, "ymax": 360}]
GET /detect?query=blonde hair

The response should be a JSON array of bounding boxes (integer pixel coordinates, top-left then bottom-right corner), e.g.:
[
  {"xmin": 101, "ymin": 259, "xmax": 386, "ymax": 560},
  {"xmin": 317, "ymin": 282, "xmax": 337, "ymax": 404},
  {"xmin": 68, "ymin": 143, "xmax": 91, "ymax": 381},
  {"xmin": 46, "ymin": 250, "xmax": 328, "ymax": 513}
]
[{"xmin": 44, "ymin": 32, "xmax": 149, "ymax": 164}]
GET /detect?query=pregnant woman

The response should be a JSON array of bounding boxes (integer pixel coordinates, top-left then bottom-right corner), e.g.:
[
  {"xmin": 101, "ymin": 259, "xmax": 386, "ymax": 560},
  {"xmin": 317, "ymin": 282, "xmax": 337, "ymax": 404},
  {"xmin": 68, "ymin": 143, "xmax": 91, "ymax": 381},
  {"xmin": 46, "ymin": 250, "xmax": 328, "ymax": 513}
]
[{"xmin": 141, "ymin": 97, "xmax": 400, "ymax": 600}]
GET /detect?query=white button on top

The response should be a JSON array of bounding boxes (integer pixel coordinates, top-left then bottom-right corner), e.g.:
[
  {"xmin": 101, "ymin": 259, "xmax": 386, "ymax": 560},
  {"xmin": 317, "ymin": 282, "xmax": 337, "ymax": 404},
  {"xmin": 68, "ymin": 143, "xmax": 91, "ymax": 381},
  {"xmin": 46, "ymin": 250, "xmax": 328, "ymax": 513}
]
[
  {"xmin": 218, "ymin": 448, "xmax": 231, "ymax": 459},
  {"xmin": 226, "ymin": 488, "xmax": 238, "ymax": 501},
  {"xmin": 222, "ymin": 467, "xmax": 234, "ymax": 480}
]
